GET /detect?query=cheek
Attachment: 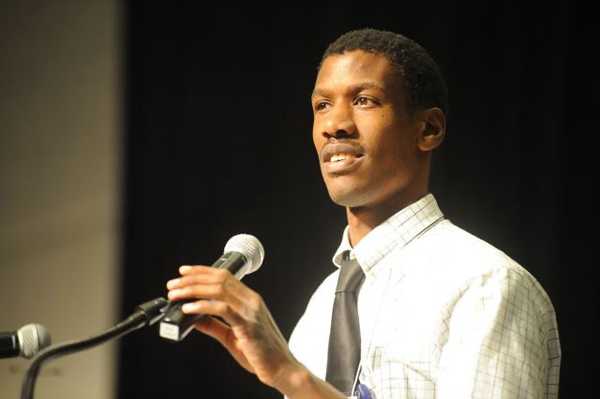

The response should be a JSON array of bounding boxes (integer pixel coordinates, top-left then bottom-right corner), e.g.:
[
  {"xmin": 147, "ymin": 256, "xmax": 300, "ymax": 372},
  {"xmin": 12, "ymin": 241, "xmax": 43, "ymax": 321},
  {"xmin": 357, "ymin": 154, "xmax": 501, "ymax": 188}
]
[
  {"xmin": 368, "ymin": 131, "xmax": 417, "ymax": 175},
  {"xmin": 365, "ymin": 123, "xmax": 402, "ymax": 158},
  {"xmin": 312, "ymin": 132, "xmax": 319, "ymax": 152},
  {"xmin": 312, "ymin": 121, "xmax": 322, "ymax": 151}
]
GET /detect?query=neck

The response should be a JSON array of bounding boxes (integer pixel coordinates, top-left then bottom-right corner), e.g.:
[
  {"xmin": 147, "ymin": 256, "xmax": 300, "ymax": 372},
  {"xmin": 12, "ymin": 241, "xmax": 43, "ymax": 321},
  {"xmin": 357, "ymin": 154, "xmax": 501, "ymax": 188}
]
[{"xmin": 345, "ymin": 188, "xmax": 429, "ymax": 247}]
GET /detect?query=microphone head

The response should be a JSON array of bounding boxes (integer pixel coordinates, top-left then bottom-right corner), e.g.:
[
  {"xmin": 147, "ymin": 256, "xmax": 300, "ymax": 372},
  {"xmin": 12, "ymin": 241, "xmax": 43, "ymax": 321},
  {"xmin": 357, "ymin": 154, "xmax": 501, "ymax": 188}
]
[
  {"xmin": 17, "ymin": 323, "xmax": 51, "ymax": 359},
  {"xmin": 224, "ymin": 234, "xmax": 265, "ymax": 275}
]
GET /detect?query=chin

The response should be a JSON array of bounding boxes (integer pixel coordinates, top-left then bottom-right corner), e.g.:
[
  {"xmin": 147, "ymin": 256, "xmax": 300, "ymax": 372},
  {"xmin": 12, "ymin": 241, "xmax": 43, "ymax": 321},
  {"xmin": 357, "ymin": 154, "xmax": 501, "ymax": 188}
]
[
  {"xmin": 327, "ymin": 188, "xmax": 368, "ymax": 208},
  {"xmin": 323, "ymin": 175, "xmax": 369, "ymax": 207}
]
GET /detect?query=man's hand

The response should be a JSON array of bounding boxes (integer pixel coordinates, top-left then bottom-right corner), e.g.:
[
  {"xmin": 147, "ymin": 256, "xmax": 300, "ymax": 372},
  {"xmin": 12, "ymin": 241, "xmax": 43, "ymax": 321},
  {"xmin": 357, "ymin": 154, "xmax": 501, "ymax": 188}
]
[{"xmin": 165, "ymin": 265, "xmax": 318, "ymax": 396}]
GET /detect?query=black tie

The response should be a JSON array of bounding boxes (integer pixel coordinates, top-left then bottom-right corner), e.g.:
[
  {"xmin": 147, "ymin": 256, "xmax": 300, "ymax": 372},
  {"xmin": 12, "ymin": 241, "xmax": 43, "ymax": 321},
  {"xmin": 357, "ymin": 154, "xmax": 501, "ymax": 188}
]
[{"xmin": 325, "ymin": 253, "xmax": 365, "ymax": 395}]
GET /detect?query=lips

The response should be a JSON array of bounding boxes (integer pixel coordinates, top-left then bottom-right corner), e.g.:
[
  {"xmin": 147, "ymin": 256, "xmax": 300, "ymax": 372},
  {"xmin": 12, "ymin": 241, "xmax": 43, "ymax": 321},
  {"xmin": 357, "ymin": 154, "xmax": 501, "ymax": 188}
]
[
  {"xmin": 320, "ymin": 143, "xmax": 365, "ymax": 175},
  {"xmin": 320, "ymin": 143, "xmax": 364, "ymax": 162}
]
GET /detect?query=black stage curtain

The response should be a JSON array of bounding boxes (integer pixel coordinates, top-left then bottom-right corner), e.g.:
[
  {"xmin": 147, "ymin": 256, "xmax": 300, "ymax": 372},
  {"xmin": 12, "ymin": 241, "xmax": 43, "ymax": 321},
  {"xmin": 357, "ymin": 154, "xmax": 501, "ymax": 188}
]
[{"xmin": 119, "ymin": 4, "xmax": 595, "ymax": 398}]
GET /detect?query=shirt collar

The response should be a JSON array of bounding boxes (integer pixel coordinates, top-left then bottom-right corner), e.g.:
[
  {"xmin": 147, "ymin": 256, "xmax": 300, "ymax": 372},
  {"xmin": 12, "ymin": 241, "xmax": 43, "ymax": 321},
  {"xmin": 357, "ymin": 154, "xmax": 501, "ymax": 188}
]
[{"xmin": 332, "ymin": 193, "xmax": 444, "ymax": 273}]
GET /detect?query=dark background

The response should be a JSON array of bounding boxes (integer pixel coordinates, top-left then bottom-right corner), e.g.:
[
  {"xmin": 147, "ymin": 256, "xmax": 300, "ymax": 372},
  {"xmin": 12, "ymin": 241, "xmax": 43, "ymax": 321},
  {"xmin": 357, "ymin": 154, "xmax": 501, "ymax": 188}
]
[{"xmin": 119, "ymin": 3, "xmax": 596, "ymax": 398}]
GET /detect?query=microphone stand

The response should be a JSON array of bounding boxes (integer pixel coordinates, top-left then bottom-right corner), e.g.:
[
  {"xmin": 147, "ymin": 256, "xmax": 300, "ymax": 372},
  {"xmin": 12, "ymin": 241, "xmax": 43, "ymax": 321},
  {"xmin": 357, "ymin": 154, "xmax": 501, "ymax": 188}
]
[{"xmin": 20, "ymin": 297, "xmax": 169, "ymax": 399}]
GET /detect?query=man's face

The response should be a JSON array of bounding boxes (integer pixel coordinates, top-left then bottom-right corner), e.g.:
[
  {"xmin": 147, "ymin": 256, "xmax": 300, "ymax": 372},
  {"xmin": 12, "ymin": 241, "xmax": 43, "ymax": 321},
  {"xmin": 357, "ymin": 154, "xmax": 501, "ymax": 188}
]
[{"xmin": 312, "ymin": 50, "xmax": 424, "ymax": 209}]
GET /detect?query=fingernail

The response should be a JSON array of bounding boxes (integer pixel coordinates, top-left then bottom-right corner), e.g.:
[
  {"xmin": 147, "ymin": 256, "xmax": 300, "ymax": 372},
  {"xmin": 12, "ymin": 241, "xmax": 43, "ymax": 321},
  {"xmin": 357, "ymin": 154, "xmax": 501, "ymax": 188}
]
[
  {"xmin": 182, "ymin": 302, "xmax": 199, "ymax": 313},
  {"xmin": 179, "ymin": 265, "xmax": 192, "ymax": 274},
  {"xmin": 166, "ymin": 278, "xmax": 179, "ymax": 289},
  {"xmin": 167, "ymin": 289, "xmax": 179, "ymax": 300}
]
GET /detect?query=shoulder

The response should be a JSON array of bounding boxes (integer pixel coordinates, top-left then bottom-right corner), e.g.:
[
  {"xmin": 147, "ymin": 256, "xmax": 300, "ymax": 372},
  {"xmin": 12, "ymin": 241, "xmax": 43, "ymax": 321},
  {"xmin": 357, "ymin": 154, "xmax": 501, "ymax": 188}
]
[
  {"xmin": 421, "ymin": 220, "xmax": 515, "ymax": 270},
  {"xmin": 407, "ymin": 219, "xmax": 555, "ymax": 312}
]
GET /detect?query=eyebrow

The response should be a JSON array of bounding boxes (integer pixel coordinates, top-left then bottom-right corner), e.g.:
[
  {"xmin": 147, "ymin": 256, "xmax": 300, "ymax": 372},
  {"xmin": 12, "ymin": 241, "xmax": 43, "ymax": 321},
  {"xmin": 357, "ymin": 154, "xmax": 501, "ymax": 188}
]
[{"xmin": 311, "ymin": 81, "xmax": 386, "ymax": 99}]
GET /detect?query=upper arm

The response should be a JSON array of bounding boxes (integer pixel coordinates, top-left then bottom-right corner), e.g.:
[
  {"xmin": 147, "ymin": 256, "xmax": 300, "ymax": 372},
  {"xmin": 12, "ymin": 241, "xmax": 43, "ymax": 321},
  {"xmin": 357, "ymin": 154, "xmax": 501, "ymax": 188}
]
[{"xmin": 437, "ymin": 267, "xmax": 560, "ymax": 399}]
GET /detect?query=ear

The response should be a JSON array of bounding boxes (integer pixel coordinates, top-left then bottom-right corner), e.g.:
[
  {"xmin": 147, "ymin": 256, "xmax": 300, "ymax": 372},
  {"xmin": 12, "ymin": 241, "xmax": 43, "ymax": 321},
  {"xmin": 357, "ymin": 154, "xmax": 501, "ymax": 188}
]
[{"xmin": 416, "ymin": 107, "xmax": 446, "ymax": 152}]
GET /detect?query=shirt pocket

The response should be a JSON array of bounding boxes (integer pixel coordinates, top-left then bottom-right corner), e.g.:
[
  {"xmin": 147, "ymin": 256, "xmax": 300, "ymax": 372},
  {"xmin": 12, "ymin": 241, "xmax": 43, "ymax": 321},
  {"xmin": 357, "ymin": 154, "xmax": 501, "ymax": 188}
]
[{"xmin": 361, "ymin": 346, "xmax": 436, "ymax": 399}]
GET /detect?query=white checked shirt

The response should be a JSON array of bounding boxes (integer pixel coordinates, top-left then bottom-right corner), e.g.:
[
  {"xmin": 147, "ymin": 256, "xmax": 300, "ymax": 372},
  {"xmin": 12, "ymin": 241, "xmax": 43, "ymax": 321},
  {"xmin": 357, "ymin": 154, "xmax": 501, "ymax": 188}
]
[{"xmin": 288, "ymin": 194, "xmax": 561, "ymax": 398}]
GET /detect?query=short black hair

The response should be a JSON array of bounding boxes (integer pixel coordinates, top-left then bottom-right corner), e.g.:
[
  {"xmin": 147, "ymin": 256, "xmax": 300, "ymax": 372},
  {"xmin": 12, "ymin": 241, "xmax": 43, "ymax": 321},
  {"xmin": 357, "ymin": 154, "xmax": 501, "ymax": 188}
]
[{"xmin": 320, "ymin": 28, "xmax": 448, "ymax": 116}]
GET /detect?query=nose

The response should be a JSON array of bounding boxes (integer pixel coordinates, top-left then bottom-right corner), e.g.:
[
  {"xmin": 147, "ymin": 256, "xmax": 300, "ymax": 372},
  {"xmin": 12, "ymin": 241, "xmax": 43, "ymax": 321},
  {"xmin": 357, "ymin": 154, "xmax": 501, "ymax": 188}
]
[{"xmin": 320, "ymin": 103, "xmax": 357, "ymax": 139}]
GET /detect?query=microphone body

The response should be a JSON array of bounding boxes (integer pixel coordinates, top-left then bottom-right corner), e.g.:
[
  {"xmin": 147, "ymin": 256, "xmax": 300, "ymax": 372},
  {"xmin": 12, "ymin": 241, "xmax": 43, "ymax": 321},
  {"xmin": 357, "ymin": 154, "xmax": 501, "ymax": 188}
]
[
  {"xmin": 212, "ymin": 250, "xmax": 252, "ymax": 279},
  {"xmin": 159, "ymin": 234, "xmax": 264, "ymax": 341},
  {"xmin": 0, "ymin": 324, "xmax": 51, "ymax": 359}
]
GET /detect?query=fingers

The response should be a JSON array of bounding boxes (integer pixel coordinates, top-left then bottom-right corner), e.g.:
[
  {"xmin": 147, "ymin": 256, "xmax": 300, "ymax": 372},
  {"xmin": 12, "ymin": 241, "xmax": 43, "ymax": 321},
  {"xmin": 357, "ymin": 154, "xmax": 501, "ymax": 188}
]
[
  {"xmin": 164, "ymin": 265, "xmax": 299, "ymax": 390},
  {"xmin": 168, "ymin": 283, "xmax": 236, "ymax": 302},
  {"xmin": 167, "ymin": 266, "xmax": 235, "ymax": 301},
  {"xmin": 166, "ymin": 266, "xmax": 225, "ymax": 289},
  {"xmin": 166, "ymin": 275, "xmax": 208, "ymax": 289},
  {"xmin": 181, "ymin": 299, "xmax": 244, "ymax": 327},
  {"xmin": 166, "ymin": 265, "xmax": 252, "ymax": 324}
]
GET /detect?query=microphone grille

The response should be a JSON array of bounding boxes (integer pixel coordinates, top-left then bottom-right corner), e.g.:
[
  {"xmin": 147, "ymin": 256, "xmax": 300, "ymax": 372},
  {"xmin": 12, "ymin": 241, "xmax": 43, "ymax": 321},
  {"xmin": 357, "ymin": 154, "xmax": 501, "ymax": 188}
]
[
  {"xmin": 224, "ymin": 234, "xmax": 265, "ymax": 274},
  {"xmin": 17, "ymin": 323, "xmax": 51, "ymax": 358}
]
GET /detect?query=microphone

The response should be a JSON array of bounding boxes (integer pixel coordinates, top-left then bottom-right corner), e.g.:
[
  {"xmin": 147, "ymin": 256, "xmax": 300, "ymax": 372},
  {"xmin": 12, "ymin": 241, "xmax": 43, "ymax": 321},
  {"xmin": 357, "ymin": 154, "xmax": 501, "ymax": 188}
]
[
  {"xmin": 1, "ymin": 324, "xmax": 51, "ymax": 359},
  {"xmin": 159, "ymin": 233, "xmax": 265, "ymax": 341}
]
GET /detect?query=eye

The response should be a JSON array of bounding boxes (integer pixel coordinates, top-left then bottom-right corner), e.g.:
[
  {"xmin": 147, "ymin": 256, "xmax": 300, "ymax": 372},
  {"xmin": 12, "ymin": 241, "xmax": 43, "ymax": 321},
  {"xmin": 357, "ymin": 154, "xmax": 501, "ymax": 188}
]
[
  {"xmin": 314, "ymin": 101, "xmax": 330, "ymax": 112},
  {"xmin": 354, "ymin": 96, "xmax": 377, "ymax": 107}
]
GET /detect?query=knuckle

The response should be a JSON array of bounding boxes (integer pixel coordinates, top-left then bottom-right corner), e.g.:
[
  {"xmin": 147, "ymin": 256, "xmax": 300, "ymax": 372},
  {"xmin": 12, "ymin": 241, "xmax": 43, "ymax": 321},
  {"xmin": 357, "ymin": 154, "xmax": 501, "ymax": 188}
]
[
  {"xmin": 212, "ymin": 284, "xmax": 225, "ymax": 298},
  {"xmin": 176, "ymin": 276, "xmax": 194, "ymax": 288},
  {"xmin": 189, "ymin": 286, "xmax": 204, "ymax": 298},
  {"xmin": 248, "ymin": 292, "xmax": 263, "ymax": 310},
  {"xmin": 190, "ymin": 275, "xmax": 204, "ymax": 285},
  {"xmin": 214, "ymin": 268, "xmax": 230, "ymax": 281},
  {"xmin": 215, "ymin": 301, "xmax": 229, "ymax": 315},
  {"xmin": 179, "ymin": 276, "xmax": 192, "ymax": 286}
]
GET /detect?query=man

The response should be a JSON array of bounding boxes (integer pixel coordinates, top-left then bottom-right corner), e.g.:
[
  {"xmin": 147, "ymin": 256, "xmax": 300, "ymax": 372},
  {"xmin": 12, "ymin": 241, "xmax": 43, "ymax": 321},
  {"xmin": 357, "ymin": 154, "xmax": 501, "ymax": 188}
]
[{"xmin": 166, "ymin": 28, "xmax": 561, "ymax": 398}]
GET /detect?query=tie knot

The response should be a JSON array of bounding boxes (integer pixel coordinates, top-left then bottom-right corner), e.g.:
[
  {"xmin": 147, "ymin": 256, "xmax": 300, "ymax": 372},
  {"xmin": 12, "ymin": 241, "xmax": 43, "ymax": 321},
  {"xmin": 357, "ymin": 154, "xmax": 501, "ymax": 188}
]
[{"xmin": 336, "ymin": 253, "xmax": 364, "ymax": 293}]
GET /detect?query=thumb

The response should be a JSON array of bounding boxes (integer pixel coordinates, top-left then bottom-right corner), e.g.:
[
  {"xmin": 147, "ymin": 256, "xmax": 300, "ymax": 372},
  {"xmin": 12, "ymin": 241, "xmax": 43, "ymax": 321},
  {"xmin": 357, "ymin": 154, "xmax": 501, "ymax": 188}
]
[{"xmin": 195, "ymin": 317, "xmax": 254, "ymax": 373}]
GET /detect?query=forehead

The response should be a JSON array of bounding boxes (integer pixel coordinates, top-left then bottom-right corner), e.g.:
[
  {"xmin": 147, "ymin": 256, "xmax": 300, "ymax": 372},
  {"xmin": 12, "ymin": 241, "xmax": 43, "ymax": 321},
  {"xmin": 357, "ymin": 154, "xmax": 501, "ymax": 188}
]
[{"xmin": 314, "ymin": 50, "xmax": 399, "ymax": 94}]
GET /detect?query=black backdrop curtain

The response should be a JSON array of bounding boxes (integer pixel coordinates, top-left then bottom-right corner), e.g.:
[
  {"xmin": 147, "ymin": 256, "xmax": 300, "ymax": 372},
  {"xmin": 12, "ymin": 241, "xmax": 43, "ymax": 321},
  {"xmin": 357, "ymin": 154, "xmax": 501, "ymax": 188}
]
[{"xmin": 119, "ymin": 4, "xmax": 596, "ymax": 398}]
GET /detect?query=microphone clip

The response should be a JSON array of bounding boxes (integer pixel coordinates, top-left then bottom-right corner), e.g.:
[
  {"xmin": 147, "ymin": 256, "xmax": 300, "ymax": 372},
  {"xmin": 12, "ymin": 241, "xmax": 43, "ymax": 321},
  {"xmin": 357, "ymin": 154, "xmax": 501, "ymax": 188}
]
[
  {"xmin": 159, "ymin": 302, "xmax": 204, "ymax": 341},
  {"xmin": 135, "ymin": 297, "xmax": 171, "ymax": 327}
]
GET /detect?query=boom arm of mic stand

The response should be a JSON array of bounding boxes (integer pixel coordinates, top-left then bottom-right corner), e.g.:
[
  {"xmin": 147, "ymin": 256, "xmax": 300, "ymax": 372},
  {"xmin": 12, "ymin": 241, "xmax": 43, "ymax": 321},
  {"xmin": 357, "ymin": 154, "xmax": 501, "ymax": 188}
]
[{"xmin": 20, "ymin": 297, "xmax": 169, "ymax": 399}]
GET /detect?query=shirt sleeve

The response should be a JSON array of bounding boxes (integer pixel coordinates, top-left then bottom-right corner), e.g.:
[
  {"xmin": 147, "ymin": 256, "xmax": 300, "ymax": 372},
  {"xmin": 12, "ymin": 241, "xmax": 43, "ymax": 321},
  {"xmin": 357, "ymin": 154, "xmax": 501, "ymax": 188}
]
[{"xmin": 436, "ymin": 267, "xmax": 560, "ymax": 399}]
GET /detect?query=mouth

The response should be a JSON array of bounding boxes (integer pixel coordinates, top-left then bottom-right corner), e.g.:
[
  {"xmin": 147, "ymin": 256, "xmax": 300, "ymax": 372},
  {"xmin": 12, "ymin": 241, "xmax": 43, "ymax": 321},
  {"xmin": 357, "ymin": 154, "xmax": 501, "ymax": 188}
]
[
  {"xmin": 329, "ymin": 153, "xmax": 362, "ymax": 163},
  {"xmin": 321, "ymin": 143, "xmax": 365, "ymax": 175}
]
